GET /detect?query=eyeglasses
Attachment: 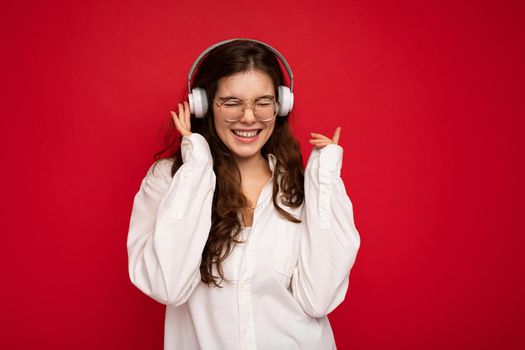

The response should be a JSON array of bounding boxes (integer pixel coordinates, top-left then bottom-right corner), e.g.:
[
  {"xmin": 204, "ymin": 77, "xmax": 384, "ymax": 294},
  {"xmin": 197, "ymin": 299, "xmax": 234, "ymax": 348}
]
[{"xmin": 213, "ymin": 97, "xmax": 279, "ymax": 122}]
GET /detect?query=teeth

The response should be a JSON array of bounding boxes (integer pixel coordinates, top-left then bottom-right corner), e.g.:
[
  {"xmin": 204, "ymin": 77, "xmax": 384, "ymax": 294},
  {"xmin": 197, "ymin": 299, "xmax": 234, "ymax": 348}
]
[{"xmin": 233, "ymin": 130, "xmax": 258, "ymax": 138}]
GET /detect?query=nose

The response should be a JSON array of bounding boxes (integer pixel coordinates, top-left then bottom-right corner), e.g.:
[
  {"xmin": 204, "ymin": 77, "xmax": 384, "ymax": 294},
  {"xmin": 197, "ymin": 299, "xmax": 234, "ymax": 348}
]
[{"xmin": 240, "ymin": 105, "xmax": 257, "ymax": 123}]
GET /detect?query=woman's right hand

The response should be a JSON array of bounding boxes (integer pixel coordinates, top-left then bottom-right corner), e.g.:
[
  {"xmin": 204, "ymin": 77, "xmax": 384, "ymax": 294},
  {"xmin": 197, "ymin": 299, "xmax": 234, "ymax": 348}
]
[{"xmin": 171, "ymin": 101, "xmax": 192, "ymax": 137}]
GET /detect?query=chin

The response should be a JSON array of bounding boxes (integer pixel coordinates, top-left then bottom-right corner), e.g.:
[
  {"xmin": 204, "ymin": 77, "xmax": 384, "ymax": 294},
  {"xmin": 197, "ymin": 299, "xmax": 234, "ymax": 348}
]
[
  {"xmin": 232, "ymin": 148, "xmax": 261, "ymax": 159},
  {"xmin": 227, "ymin": 142, "xmax": 264, "ymax": 160}
]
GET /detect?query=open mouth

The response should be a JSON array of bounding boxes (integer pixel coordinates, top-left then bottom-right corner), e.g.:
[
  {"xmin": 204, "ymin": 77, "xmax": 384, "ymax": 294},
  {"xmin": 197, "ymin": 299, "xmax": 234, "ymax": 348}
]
[{"xmin": 231, "ymin": 129, "xmax": 262, "ymax": 139}]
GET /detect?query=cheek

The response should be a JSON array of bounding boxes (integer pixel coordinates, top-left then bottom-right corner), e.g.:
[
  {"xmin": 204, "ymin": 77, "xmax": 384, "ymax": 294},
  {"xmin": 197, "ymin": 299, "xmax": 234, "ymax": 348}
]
[
  {"xmin": 265, "ymin": 123, "xmax": 276, "ymax": 137},
  {"xmin": 213, "ymin": 118, "xmax": 230, "ymax": 142}
]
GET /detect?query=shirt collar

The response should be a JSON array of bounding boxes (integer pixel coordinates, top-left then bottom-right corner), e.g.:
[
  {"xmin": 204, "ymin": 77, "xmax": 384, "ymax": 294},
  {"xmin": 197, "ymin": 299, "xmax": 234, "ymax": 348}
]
[
  {"xmin": 268, "ymin": 153, "xmax": 277, "ymax": 174},
  {"xmin": 267, "ymin": 153, "xmax": 286, "ymax": 175}
]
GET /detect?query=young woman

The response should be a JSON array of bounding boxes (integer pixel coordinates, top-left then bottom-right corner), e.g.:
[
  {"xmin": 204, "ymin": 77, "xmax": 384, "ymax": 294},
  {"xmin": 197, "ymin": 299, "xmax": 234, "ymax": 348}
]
[{"xmin": 127, "ymin": 38, "xmax": 361, "ymax": 349}]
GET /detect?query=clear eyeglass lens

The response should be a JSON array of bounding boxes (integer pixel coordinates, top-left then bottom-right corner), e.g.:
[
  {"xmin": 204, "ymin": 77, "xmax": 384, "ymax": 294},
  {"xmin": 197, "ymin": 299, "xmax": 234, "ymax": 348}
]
[{"xmin": 220, "ymin": 98, "xmax": 277, "ymax": 121}]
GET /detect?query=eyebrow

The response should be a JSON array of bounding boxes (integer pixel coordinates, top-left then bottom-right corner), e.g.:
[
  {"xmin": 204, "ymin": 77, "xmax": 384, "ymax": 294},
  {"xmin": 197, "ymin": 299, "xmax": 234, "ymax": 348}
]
[{"xmin": 217, "ymin": 95, "xmax": 275, "ymax": 101}]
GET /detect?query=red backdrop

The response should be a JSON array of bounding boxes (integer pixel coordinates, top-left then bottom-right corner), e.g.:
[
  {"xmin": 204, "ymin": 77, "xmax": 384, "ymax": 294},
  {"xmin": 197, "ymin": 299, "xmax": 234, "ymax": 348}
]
[{"xmin": 2, "ymin": 0, "xmax": 524, "ymax": 349}]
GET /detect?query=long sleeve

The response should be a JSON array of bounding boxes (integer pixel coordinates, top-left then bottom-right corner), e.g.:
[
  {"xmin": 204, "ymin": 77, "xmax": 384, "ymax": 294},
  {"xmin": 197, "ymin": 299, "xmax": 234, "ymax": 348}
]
[
  {"xmin": 291, "ymin": 144, "xmax": 361, "ymax": 318},
  {"xmin": 127, "ymin": 133, "xmax": 216, "ymax": 306}
]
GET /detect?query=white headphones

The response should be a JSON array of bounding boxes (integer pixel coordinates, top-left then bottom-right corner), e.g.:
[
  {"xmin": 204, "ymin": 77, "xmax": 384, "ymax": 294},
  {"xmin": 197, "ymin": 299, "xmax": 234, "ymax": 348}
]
[{"xmin": 187, "ymin": 38, "xmax": 294, "ymax": 118}]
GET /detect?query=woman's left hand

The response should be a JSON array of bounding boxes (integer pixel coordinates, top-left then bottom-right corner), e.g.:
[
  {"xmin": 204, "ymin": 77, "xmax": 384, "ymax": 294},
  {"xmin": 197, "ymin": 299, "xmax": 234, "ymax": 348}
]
[{"xmin": 309, "ymin": 126, "xmax": 341, "ymax": 149}]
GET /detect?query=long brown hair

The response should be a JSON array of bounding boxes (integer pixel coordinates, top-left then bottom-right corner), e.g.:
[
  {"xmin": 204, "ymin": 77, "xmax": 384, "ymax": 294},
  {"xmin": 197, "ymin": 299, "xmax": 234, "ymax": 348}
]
[{"xmin": 154, "ymin": 40, "xmax": 304, "ymax": 287}]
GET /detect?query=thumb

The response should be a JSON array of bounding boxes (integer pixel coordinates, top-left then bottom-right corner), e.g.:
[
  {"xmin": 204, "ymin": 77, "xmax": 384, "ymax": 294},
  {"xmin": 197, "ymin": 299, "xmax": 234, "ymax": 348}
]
[{"xmin": 332, "ymin": 126, "xmax": 341, "ymax": 145}]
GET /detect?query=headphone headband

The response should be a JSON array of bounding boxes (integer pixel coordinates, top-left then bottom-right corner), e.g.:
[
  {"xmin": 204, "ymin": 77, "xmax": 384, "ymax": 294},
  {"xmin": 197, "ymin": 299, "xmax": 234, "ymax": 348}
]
[{"xmin": 187, "ymin": 38, "xmax": 294, "ymax": 93}]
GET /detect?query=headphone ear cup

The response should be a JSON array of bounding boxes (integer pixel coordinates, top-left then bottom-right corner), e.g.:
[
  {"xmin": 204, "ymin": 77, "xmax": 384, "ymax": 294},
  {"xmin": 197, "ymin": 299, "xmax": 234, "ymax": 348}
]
[
  {"xmin": 188, "ymin": 87, "xmax": 209, "ymax": 118},
  {"xmin": 277, "ymin": 86, "xmax": 294, "ymax": 116}
]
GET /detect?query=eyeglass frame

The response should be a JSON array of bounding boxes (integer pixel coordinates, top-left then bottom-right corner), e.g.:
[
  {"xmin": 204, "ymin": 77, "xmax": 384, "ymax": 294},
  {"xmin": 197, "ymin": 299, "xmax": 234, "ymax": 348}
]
[{"xmin": 212, "ymin": 96, "xmax": 280, "ymax": 122}]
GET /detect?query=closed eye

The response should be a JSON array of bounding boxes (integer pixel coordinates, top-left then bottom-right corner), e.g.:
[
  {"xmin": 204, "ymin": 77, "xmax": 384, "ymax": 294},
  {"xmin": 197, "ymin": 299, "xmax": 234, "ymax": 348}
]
[{"xmin": 224, "ymin": 102, "xmax": 241, "ymax": 107}]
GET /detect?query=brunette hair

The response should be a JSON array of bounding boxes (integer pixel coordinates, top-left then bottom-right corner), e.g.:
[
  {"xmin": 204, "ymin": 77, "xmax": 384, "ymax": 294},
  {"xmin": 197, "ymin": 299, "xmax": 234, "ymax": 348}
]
[{"xmin": 154, "ymin": 39, "xmax": 304, "ymax": 287}]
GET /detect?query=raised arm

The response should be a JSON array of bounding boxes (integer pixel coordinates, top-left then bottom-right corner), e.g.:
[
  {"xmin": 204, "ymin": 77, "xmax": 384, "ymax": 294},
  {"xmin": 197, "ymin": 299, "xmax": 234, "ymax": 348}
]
[
  {"xmin": 127, "ymin": 132, "xmax": 216, "ymax": 306},
  {"xmin": 291, "ymin": 129, "xmax": 361, "ymax": 318}
]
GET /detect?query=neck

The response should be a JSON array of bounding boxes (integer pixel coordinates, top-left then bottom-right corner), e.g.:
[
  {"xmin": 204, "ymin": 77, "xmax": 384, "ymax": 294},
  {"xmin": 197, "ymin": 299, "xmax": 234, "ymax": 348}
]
[{"xmin": 234, "ymin": 153, "xmax": 271, "ymax": 179}]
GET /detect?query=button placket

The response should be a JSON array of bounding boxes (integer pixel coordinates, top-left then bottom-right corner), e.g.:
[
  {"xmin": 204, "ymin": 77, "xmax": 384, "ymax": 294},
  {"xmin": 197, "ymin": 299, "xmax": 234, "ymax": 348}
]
[
  {"xmin": 237, "ymin": 170, "xmax": 275, "ymax": 349},
  {"xmin": 237, "ymin": 185, "xmax": 271, "ymax": 349},
  {"xmin": 238, "ymin": 238, "xmax": 257, "ymax": 348}
]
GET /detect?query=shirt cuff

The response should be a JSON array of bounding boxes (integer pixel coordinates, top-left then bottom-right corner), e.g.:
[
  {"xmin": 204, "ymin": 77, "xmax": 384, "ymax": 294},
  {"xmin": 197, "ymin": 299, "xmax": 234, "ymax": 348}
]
[
  {"xmin": 316, "ymin": 145, "xmax": 343, "ymax": 230},
  {"xmin": 318, "ymin": 144, "xmax": 343, "ymax": 176},
  {"xmin": 181, "ymin": 133, "xmax": 214, "ymax": 166}
]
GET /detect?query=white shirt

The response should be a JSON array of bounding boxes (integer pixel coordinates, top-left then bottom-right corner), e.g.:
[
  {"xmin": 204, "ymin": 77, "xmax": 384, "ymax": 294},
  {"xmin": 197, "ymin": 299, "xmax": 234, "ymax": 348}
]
[{"xmin": 127, "ymin": 133, "xmax": 361, "ymax": 350}]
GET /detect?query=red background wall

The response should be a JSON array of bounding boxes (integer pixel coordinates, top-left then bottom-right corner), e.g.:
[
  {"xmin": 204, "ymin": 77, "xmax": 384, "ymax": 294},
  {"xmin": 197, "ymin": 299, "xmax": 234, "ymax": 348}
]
[{"xmin": 2, "ymin": 0, "xmax": 524, "ymax": 349}]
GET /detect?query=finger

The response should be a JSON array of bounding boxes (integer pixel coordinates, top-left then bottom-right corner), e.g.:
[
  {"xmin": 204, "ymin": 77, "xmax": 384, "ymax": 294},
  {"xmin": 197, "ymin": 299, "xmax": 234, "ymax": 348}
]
[
  {"xmin": 310, "ymin": 132, "xmax": 331, "ymax": 140},
  {"xmin": 309, "ymin": 137, "xmax": 332, "ymax": 143},
  {"xmin": 332, "ymin": 126, "xmax": 341, "ymax": 145},
  {"xmin": 184, "ymin": 101, "xmax": 191, "ymax": 128},
  {"xmin": 170, "ymin": 110, "xmax": 177, "ymax": 122},
  {"xmin": 171, "ymin": 110, "xmax": 182, "ymax": 132},
  {"xmin": 309, "ymin": 142, "xmax": 328, "ymax": 149},
  {"xmin": 178, "ymin": 103, "xmax": 187, "ymax": 130},
  {"xmin": 310, "ymin": 139, "xmax": 332, "ymax": 142},
  {"xmin": 308, "ymin": 139, "xmax": 331, "ymax": 146}
]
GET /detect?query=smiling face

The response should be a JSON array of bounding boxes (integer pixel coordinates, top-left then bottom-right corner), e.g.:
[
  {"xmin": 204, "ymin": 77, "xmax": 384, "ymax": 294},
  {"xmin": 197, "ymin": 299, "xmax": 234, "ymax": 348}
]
[{"xmin": 213, "ymin": 69, "xmax": 277, "ymax": 161}]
